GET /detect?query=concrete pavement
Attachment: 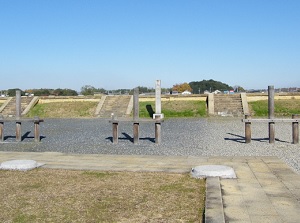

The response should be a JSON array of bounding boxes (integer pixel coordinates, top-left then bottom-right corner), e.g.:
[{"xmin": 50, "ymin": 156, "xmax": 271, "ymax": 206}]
[{"xmin": 1, "ymin": 152, "xmax": 300, "ymax": 223}]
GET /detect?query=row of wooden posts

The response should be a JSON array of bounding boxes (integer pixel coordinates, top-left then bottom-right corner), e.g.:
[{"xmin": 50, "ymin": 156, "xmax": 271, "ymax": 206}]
[
  {"xmin": 2, "ymin": 86, "xmax": 299, "ymax": 145},
  {"xmin": 242, "ymin": 86, "xmax": 299, "ymax": 144},
  {"xmin": 1, "ymin": 85, "xmax": 164, "ymax": 144},
  {"xmin": 0, "ymin": 117, "xmax": 44, "ymax": 142},
  {"xmin": 0, "ymin": 90, "xmax": 44, "ymax": 142},
  {"xmin": 109, "ymin": 84, "xmax": 163, "ymax": 144}
]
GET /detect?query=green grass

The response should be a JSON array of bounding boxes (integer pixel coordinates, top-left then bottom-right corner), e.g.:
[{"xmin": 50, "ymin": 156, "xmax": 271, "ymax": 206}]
[
  {"xmin": 249, "ymin": 99, "xmax": 300, "ymax": 117},
  {"xmin": 139, "ymin": 100, "xmax": 207, "ymax": 118},
  {"xmin": 26, "ymin": 104, "xmax": 46, "ymax": 117},
  {"xmin": 26, "ymin": 102, "xmax": 98, "ymax": 118}
]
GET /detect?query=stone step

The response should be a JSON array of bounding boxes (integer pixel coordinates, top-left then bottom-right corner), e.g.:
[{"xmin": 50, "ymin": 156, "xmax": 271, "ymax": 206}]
[
  {"xmin": 0, "ymin": 96, "xmax": 35, "ymax": 117},
  {"xmin": 98, "ymin": 95, "xmax": 132, "ymax": 118},
  {"xmin": 213, "ymin": 94, "xmax": 244, "ymax": 117}
]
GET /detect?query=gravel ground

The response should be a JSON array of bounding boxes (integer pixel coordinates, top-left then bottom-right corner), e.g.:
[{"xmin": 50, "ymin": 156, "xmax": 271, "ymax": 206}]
[{"xmin": 1, "ymin": 118, "xmax": 300, "ymax": 173}]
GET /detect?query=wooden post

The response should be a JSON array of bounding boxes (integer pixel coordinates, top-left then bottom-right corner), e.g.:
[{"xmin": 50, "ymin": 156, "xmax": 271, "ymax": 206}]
[
  {"xmin": 133, "ymin": 87, "xmax": 139, "ymax": 121},
  {"xmin": 0, "ymin": 121, "xmax": 3, "ymax": 142},
  {"xmin": 268, "ymin": 86, "xmax": 275, "ymax": 143},
  {"xmin": 16, "ymin": 121, "xmax": 21, "ymax": 142},
  {"xmin": 112, "ymin": 121, "xmax": 118, "ymax": 144},
  {"xmin": 133, "ymin": 122, "xmax": 139, "ymax": 144},
  {"xmin": 34, "ymin": 117, "xmax": 40, "ymax": 142},
  {"xmin": 292, "ymin": 114, "xmax": 299, "ymax": 144},
  {"xmin": 245, "ymin": 114, "xmax": 251, "ymax": 143},
  {"xmin": 16, "ymin": 90, "xmax": 21, "ymax": 119},
  {"xmin": 155, "ymin": 121, "xmax": 161, "ymax": 144}
]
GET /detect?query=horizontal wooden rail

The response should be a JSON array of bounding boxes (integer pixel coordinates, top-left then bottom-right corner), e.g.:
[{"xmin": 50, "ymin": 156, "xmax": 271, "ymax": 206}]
[
  {"xmin": 0, "ymin": 119, "xmax": 44, "ymax": 123},
  {"xmin": 242, "ymin": 119, "xmax": 299, "ymax": 123},
  {"xmin": 109, "ymin": 118, "xmax": 163, "ymax": 124},
  {"xmin": 242, "ymin": 114, "xmax": 299, "ymax": 144}
]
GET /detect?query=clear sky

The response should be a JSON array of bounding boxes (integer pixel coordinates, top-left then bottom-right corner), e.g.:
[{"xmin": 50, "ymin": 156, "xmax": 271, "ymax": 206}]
[{"xmin": 1, "ymin": 0, "xmax": 299, "ymax": 91}]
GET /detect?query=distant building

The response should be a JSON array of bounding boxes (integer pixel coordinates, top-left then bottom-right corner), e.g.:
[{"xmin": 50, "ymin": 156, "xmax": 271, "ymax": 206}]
[{"xmin": 182, "ymin": 90, "xmax": 192, "ymax": 95}]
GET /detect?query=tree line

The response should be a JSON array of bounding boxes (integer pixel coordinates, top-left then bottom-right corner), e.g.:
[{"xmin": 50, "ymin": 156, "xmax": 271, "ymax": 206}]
[
  {"xmin": 173, "ymin": 79, "xmax": 245, "ymax": 94},
  {"xmin": 2, "ymin": 88, "xmax": 78, "ymax": 97},
  {"xmin": 0, "ymin": 79, "xmax": 245, "ymax": 96}
]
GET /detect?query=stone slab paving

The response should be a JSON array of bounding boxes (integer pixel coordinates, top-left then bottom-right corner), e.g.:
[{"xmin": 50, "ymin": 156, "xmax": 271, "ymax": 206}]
[{"xmin": 1, "ymin": 152, "xmax": 300, "ymax": 223}]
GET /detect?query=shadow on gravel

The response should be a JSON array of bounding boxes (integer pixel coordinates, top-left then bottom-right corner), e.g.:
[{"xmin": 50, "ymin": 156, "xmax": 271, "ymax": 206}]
[
  {"xmin": 225, "ymin": 133, "xmax": 290, "ymax": 144},
  {"xmin": 122, "ymin": 132, "xmax": 134, "ymax": 143},
  {"xmin": 3, "ymin": 132, "xmax": 46, "ymax": 142},
  {"xmin": 105, "ymin": 133, "xmax": 155, "ymax": 143},
  {"xmin": 106, "ymin": 136, "xmax": 113, "ymax": 143},
  {"xmin": 21, "ymin": 131, "xmax": 32, "ymax": 141},
  {"xmin": 224, "ymin": 133, "xmax": 246, "ymax": 143},
  {"xmin": 3, "ymin": 136, "xmax": 16, "ymax": 141},
  {"xmin": 3, "ymin": 132, "xmax": 32, "ymax": 141}
]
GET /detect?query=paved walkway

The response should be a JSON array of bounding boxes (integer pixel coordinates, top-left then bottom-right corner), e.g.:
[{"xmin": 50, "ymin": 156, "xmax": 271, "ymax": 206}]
[{"xmin": 1, "ymin": 152, "xmax": 300, "ymax": 223}]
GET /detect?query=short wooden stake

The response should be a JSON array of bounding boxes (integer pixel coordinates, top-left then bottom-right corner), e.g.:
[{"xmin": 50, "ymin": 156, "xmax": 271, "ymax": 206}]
[
  {"xmin": 0, "ymin": 121, "xmax": 4, "ymax": 141},
  {"xmin": 16, "ymin": 121, "xmax": 21, "ymax": 142},
  {"xmin": 34, "ymin": 121, "xmax": 40, "ymax": 142},
  {"xmin": 133, "ymin": 122, "xmax": 139, "ymax": 144},
  {"xmin": 269, "ymin": 122, "xmax": 275, "ymax": 143},
  {"xmin": 112, "ymin": 122, "xmax": 118, "ymax": 144},
  {"xmin": 155, "ymin": 122, "xmax": 161, "ymax": 144},
  {"xmin": 292, "ymin": 114, "xmax": 299, "ymax": 144},
  {"xmin": 245, "ymin": 115, "xmax": 251, "ymax": 143}
]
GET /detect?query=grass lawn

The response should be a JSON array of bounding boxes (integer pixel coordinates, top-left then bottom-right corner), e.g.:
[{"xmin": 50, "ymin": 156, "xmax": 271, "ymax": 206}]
[
  {"xmin": 249, "ymin": 99, "xmax": 300, "ymax": 117},
  {"xmin": 22, "ymin": 98, "xmax": 300, "ymax": 119},
  {"xmin": 26, "ymin": 100, "xmax": 207, "ymax": 118},
  {"xmin": 139, "ymin": 100, "xmax": 207, "ymax": 118},
  {"xmin": 26, "ymin": 102, "xmax": 99, "ymax": 118},
  {"xmin": 0, "ymin": 169, "xmax": 205, "ymax": 222}
]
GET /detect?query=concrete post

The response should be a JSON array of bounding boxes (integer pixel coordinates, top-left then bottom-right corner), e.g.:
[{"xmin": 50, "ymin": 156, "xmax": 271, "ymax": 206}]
[
  {"xmin": 153, "ymin": 80, "xmax": 163, "ymax": 119},
  {"xmin": 155, "ymin": 80, "xmax": 161, "ymax": 114},
  {"xmin": 208, "ymin": 93, "xmax": 214, "ymax": 115}
]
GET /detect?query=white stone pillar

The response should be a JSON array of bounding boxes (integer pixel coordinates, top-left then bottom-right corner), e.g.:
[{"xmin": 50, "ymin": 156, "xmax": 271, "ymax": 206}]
[{"xmin": 153, "ymin": 80, "xmax": 164, "ymax": 119}]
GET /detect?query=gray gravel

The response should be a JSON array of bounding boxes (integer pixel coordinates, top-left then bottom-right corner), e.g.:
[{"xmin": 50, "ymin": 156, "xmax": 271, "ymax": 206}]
[{"xmin": 1, "ymin": 118, "xmax": 300, "ymax": 173}]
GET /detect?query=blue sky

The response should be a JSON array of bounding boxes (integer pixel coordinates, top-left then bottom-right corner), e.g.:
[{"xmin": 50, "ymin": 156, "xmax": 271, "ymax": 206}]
[{"xmin": 1, "ymin": 0, "xmax": 299, "ymax": 91}]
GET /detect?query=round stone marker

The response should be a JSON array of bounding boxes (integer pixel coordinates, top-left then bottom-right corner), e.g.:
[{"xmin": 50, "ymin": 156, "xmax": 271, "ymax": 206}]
[
  {"xmin": 0, "ymin": 160, "xmax": 43, "ymax": 171},
  {"xmin": 191, "ymin": 165, "xmax": 236, "ymax": 179}
]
